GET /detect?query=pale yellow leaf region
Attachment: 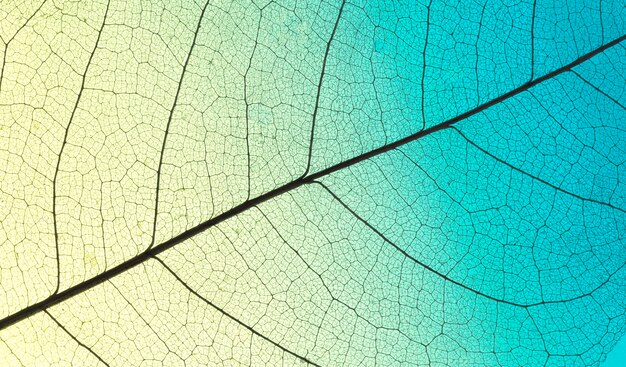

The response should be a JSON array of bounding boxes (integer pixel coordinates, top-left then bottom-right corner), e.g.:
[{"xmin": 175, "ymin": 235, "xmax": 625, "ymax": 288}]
[{"xmin": 1, "ymin": 0, "xmax": 626, "ymax": 366}]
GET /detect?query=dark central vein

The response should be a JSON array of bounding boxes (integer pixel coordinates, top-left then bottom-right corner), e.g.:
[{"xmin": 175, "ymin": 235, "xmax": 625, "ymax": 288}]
[{"xmin": 0, "ymin": 33, "xmax": 624, "ymax": 333}]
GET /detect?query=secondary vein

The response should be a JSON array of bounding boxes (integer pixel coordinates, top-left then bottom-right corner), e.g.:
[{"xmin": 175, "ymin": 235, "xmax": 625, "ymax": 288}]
[{"xmin": 0, "ymin": 33, "xmax": 624, "ymax": 333}]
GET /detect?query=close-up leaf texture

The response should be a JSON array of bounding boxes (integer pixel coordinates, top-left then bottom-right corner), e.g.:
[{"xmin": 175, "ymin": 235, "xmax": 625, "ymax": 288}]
[{"xmin": 0, "ymin": 0, "xmax": 625, "ymax": 366}]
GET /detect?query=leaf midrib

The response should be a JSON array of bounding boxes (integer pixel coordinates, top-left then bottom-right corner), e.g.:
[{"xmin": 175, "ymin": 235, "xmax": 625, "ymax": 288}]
[{"xmin": 1, "ymin": 34, "xmax": 624, "ymax": 332}]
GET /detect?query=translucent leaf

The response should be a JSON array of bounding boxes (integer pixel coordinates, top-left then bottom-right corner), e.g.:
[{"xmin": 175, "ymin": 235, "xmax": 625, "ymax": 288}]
[{"xmin": 0, "ymin": 0, "xmax": 624, "ymax": 365}]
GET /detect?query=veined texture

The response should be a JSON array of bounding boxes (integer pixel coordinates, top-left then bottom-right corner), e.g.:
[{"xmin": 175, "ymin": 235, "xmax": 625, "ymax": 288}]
[{"xmin": 0, "ymin": 0, "xmax": 625, "ymax": 366}]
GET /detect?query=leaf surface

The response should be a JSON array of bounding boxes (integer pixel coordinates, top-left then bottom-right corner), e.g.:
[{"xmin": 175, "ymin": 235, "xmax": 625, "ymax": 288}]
[{"xmin": 0, "ymin": 0, "xmax": 625, "ymax": 365}]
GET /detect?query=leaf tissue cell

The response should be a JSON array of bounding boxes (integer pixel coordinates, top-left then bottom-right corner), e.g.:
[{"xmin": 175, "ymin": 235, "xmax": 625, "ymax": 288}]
[{"xmin": 0, "ymin": 0, "xmax": 624, "ymax": 366}]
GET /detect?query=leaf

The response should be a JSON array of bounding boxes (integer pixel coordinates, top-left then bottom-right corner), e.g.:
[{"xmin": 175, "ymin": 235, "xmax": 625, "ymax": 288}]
[{"xmin": 0, "ymin": 0, "xmax": 625, "ymax": 365}]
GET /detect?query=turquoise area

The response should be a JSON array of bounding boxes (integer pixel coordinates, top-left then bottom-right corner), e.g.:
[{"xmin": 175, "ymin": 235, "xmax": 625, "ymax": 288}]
[
  {"xmin": 318, "ymin": 19, "xmax": 626, "ymax": 361},
  {"xmin": 308, "ymin": 0, "xmax": 626, "ymax": 175},
  {"xmin": 603, "ymin": 335, "xmax": 626, "ymax": 366}
]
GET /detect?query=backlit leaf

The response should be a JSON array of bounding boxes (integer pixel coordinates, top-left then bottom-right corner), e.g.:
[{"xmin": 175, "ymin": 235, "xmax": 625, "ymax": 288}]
[{"xmin": 0, "ymin": 0, "xmax": 625, "ymax": 365}]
